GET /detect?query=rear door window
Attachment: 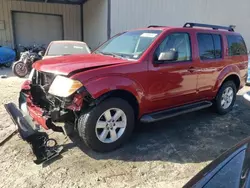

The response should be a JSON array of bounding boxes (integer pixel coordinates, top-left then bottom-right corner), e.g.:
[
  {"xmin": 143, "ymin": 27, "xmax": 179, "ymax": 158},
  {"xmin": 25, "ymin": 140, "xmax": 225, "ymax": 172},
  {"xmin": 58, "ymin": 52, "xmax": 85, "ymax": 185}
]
[
  {"xmin": 227, "ymin": 35, "xmax": 247, "ymax": 56},
  {"xmin": 198, "ymin": 34, "xmax": 214, "ymax": 60},
  {"xmin": 197, "ymin": 33, "xmax": 222, "ymax": 60}
]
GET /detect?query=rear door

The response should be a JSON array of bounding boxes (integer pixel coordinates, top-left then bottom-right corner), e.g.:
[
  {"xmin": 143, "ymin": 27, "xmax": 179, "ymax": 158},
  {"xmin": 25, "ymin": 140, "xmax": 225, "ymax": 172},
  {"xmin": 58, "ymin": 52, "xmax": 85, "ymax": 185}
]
[{"xmin": 196, "ymin": 32, "xmax": 224, "ymax": 99}]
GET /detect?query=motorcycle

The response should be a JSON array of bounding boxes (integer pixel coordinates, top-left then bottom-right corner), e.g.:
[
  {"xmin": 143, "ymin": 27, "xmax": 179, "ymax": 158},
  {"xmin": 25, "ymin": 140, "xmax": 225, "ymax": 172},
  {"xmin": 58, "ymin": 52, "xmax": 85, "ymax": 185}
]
[
  {"xmin": 0, "ymin": 46, "xmax": 16, "ymax": 68},
  {"xmin": 12, "ymin": 45, "xmax": 45, "ymax": 78}
]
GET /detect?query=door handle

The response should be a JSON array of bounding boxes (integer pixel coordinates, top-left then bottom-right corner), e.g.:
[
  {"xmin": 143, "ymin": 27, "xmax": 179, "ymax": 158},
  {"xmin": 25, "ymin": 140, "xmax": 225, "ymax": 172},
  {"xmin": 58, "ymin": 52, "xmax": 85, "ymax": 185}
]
[{"xmin": 188, "ymin": 67, "xmax": 196, "ymax": 73}]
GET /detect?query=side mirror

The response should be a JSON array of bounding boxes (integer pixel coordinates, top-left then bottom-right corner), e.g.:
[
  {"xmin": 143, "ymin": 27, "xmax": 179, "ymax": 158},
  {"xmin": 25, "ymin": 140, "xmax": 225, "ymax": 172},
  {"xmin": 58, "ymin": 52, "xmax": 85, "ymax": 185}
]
[
  {"xmin": 38, "ymin": 50, "xmax": 45, "ymax": 56},
  {"xmin": 157, "ymin": 51, "xmax": 178, "ymax": 61}
]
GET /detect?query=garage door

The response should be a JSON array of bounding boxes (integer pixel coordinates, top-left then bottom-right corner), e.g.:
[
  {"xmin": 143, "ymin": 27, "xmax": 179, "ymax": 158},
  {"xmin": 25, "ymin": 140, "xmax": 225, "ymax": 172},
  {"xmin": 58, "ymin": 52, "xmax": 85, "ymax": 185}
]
[{"xmin": 13, "ymin": 12, "xmax": 63, "ymax": 48}]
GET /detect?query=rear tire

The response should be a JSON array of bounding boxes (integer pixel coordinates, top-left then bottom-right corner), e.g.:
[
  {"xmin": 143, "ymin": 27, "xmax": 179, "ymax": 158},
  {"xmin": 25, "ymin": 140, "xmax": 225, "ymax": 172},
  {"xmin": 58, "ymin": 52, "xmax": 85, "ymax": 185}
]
[
  {"xmin": 214, "ymin": 81, "xmax": 237, "ymax": 115},
  {"xmin": 77, "ymin": 98, "xmax": 135, "ymax": 152}
]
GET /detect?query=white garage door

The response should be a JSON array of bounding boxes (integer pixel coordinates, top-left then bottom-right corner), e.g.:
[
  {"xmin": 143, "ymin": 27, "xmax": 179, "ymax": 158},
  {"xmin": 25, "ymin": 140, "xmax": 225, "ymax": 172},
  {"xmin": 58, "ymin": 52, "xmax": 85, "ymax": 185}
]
[{"xmin": 13, "ymin": 12, "xmax": 63, "ymax": 48}]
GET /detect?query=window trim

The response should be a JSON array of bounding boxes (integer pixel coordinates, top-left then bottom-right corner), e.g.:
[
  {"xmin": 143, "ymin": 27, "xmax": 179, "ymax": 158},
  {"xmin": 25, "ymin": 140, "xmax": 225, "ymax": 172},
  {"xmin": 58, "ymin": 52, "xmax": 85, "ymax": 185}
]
[
  {"xmin": 197, "ymin": 33, "xmax": 223, "ymax": 61},
  {"xmin": 227, "ymin": 35, "xmax": 247, "ymax": 56},
  {"xmin": 153, "ymin": 32, "xmax": 193, "ymax": 64},
  {"xmin": 212, "ymin": 34, "xmax": 223, "ymax": 59}
]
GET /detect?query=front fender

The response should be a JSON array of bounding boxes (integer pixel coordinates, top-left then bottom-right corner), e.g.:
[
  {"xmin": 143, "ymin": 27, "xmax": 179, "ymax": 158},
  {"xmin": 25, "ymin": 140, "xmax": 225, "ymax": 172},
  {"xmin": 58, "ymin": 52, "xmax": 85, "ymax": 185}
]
[
  {"xmin": 213, "ymin": 65, "xmax": 241, "ymax": 92},
  {"xmin": 84, "ymin": 76, "xmax": 145, "ymax": 104}
]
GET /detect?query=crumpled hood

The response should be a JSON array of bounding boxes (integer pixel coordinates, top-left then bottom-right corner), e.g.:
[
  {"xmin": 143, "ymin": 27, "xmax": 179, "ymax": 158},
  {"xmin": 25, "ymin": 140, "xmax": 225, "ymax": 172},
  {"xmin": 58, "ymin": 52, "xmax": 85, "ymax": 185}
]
[{"xmin": 33, "ymin": 54, "xmax": 129, "ymax": 75}]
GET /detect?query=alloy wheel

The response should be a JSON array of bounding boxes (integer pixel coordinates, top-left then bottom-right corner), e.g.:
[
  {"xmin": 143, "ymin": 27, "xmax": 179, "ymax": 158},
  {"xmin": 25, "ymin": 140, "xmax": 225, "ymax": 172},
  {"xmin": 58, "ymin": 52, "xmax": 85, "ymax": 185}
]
[
  {"xmin": 95, "ymin": 108, "xmax": 127, "ymax": 143},
  {"xmin": 221, "ymin": 87, "xmax": 234, "ymax": 109}
]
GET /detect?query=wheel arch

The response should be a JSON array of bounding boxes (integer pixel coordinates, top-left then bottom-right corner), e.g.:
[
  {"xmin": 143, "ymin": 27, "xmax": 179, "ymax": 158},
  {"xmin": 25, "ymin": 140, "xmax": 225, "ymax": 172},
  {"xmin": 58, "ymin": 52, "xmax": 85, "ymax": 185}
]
[
  {"xmin": 84, "ymin": 76, "xmax": 146, "ymax": 118},
  {"xmin": 213, "ymin": 65, "xmax": 241, "ymax": 93},
  {"xmin": 221, "ymin": 74, "xmax": 240, "ymax": 91},
  {"xmin": 93, "ymin": 89, "xmax": 140, "ymax": 120}
]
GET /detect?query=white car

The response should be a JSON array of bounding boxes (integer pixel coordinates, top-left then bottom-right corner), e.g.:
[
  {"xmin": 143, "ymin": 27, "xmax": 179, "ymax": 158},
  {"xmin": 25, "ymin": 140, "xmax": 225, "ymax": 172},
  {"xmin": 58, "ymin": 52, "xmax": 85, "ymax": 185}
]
[{"xmin": 42, "ymin": 40, "xmax": 91, "ymax": 59}]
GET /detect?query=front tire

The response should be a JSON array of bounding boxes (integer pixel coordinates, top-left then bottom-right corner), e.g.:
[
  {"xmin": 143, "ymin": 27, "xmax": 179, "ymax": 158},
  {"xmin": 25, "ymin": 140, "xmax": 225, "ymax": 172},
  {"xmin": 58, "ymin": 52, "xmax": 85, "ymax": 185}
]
[
  {"xmin": 214, "ymin": 81, "xmax": 237, "ymax": 115},
  {"xmin": 77, "ymin": 98, "xmax": 135, "ymax": 152},
  {"xmin": 12, "ymin": 61, "xmax": 28, "ymax": 78}
]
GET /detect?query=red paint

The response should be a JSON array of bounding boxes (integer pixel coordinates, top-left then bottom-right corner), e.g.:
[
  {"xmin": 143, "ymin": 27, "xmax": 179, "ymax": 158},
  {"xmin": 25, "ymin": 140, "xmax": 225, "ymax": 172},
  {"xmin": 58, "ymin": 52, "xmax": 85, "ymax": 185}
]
[
  {"xmin": 21, "ymin": 80, "xmax": 31, "ymax": 91},
  {"xmin": 66, "ymin": 93, "xmax": 85, "ymax": 111},
  {"xmin": 31, "ymin": 26, "xmax": 248, "ymax": 118},
  {"xmin": 33, "ymin": 54, "xmax": 130, "ymax": 75},
  {"xmin": 26, "ymin": 97, "xmax": 49, "ymax": 130}
]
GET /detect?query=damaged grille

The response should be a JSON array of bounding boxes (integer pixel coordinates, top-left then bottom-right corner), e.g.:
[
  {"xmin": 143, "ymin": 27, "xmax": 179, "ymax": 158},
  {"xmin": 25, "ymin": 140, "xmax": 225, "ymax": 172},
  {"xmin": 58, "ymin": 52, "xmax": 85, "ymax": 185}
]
[
  {"xmin": 42, "ymin": 72, "xmax": 55, "ymax": 86},
  {"xmin": 31, "ymin": 70, "xmax": 55, "ymax": 88},
  {"xmin": 28, "ymin": 69, "xmax": 76, "ymax": 122},
  {"xmin": 30, "ymin": 70, "xmax": 57, "ymax": 109}
]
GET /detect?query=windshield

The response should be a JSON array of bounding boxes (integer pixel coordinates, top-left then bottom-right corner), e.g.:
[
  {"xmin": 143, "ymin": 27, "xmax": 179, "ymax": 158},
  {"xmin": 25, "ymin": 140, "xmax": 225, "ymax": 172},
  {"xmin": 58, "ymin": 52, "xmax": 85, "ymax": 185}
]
[
  {"xmin": 47, "ymin": 42, "xmax": 90, "ymax": 56},
  {"xmin": 95, "ymin": 30, "xmax": 162, "ymax": 59}
]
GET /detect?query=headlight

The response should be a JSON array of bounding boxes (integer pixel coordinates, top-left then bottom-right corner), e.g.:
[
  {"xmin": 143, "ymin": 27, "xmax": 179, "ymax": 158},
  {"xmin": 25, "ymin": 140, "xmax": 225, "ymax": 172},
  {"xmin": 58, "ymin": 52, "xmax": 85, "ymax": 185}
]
[{"xmin": 48, "ymin": 76, "xmax": 83, "ymax": 97}]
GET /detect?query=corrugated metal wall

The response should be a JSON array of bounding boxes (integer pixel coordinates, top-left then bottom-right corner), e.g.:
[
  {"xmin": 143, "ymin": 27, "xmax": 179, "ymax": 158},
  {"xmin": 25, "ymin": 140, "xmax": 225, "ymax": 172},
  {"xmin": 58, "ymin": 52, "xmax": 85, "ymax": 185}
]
[
  {"xmin": 111, "ymin": 0, "xmax": 250, "ymax": 49},
  {"xmin": 0, "ymin": 0, "xmax": 81, "ymax": 47},
  {"xmin": 83, "ymin": 0, "xmax": 108, "ymax": 50}
]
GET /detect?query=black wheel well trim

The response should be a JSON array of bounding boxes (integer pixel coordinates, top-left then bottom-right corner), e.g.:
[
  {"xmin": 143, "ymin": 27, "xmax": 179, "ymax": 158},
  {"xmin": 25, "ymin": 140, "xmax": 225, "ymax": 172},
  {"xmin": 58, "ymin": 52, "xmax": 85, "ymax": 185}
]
[
  {"xmin": 92, "ymin": 89, "xmax": 140, "ymax": 119},
  {"xmin": 222, "ymin": 74, "xmax": 240, "ymax": 91}
]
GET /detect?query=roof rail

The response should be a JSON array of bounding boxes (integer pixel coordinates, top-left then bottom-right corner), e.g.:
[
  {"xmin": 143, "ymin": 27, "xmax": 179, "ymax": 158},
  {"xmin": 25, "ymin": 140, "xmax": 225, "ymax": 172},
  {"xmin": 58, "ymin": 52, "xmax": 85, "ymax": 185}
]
[
  {"xmin": 147, "ymin": 25, "xmax": 166, "ymax": 28},
  {"xmin": 183, "ymin": 22, "xmax": 235, "ymax": 32}
]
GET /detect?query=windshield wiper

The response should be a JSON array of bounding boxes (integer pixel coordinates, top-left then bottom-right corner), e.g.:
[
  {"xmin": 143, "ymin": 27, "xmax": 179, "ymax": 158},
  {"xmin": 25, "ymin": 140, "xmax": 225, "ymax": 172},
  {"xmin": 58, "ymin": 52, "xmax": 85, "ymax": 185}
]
[
  {"xmin": 95, "ymin": 51, "xmax": 123, "ymax": 59},
  {"xmin": 103, "ymin": 52, "xmax": 123, "ymax": 58}
]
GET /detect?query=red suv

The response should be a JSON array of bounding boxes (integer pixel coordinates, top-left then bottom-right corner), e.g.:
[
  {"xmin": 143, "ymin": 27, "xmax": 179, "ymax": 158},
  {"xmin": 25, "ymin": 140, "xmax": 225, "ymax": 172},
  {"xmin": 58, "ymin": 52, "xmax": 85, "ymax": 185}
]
[{"xmin": 6, "ymin": 23, "xmax": 248, "ymax": 156}]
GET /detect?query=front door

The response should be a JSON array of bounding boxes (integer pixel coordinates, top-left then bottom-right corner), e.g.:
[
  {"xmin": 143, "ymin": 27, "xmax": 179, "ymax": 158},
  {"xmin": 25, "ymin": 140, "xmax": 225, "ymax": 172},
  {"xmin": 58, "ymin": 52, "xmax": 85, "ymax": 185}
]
[{"xmin": 147, "ymin": 32, "xmax": 198, "ymax": 112}]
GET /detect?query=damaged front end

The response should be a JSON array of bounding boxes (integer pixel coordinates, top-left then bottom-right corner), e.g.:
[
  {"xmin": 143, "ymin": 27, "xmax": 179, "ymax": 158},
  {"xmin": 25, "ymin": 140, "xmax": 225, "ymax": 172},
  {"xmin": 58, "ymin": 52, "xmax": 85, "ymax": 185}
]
[
  {"xmin": 4, "ymin": 103, "xmax": 63, "ymax": 164},
  {"xmin": 5, "ymin": 69, "xmax": 92, "ymax": 164}
]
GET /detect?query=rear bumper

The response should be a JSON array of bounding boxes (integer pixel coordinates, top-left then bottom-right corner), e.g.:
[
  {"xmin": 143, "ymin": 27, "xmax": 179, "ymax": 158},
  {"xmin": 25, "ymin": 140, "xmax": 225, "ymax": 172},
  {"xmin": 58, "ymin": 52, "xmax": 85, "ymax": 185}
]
[{"xmin": 4, "ymin": 102, "xmax": 63, "ymax": 164}]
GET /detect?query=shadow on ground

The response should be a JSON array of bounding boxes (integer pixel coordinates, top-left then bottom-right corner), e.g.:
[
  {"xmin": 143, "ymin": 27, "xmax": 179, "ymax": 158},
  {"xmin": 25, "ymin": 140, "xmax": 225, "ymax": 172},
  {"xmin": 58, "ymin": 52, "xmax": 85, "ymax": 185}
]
[
  {"xmin": 56, "ymin": 93, "xmax": 250, "ymax": 165},
  {"xmin": 0, "ymin": 66, "xmax": 16, "ymax": 78}
]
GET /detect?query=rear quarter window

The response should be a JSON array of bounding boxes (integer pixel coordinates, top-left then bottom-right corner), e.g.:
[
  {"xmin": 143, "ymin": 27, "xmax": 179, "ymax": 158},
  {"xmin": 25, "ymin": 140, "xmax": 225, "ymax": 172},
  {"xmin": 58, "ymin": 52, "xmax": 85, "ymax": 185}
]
[{"xmin": 227, "ymin": 35, "xmax": 247, "ymax": 56}]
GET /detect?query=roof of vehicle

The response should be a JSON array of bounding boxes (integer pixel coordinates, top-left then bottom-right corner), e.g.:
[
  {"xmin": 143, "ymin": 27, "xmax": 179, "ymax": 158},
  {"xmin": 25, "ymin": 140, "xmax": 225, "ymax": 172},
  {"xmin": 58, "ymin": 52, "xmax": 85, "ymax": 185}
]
[
  {"xmin": 129, "ymin": 23, "xmax": 240, "ymax": 35},
  {"xmin": 49, "ymin": 40, "xmax": 87, "ymax": 44}
]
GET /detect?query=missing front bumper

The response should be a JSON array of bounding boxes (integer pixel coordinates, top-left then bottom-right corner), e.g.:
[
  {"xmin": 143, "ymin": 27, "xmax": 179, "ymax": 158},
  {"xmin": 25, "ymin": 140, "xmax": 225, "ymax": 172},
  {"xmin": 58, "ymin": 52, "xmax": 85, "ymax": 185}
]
[{"xmin": 4, "ymin": 103, "xmax": 63, "ymax": 164}]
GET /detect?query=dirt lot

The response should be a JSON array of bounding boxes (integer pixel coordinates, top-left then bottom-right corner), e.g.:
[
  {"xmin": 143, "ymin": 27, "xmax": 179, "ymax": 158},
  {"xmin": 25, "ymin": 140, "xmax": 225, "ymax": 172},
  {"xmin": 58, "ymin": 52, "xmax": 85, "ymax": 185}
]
[{"xmin": 1, "ymin": 67, "xmax": 250, "ymax": 188}]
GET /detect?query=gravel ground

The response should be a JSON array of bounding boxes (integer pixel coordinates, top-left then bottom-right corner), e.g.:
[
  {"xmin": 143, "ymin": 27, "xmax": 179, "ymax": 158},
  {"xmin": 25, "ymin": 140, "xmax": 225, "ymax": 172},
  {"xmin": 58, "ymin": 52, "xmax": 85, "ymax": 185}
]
[{"xmin": 1, "ymin": 67, "xmax": 250, "ymax": 188}]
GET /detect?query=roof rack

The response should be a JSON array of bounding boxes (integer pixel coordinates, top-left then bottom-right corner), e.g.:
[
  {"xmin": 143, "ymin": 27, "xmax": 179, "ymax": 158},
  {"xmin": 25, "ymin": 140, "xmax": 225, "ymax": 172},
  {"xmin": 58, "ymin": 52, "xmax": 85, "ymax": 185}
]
[
  {"xmin": 147, "ymin": 25, "xmax": 166, "ymax": 28},
  {"xmin": 183, "ymin": 22, "xmax": 235, "ymax": 32}
]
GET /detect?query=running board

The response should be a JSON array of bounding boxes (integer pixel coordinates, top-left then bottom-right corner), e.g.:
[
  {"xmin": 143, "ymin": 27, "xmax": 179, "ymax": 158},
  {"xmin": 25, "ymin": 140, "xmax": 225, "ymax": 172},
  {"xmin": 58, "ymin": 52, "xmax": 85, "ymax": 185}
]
[{"xmin": 140, "ymin": 101, "xmax": 213, "ymax": 123}]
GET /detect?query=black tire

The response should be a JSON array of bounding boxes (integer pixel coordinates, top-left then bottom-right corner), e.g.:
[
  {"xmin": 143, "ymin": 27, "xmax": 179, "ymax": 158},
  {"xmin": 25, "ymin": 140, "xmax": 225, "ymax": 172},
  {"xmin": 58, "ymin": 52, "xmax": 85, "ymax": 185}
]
[
  {"xmin": 77, "ymin": 97, "xmax": 135, "ymax": 152},
  {"xmin": 214, "ymin": 81, "xmax": 237, "ymax": 115},
  {"xmin": 12, "ymin": 61, "xmax": 28, "ymax": 78}
]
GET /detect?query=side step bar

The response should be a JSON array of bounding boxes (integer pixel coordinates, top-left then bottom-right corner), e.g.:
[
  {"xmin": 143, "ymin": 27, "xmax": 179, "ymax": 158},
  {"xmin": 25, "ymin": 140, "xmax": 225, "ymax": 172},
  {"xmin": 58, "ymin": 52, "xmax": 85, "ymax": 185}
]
[
  {"xmin": 140, "ymin": 101, "xmax": 213, "ymax": 123},
  {"xmin": 4, "ymin": 103, "xmax": 63, "ymax": 164}
]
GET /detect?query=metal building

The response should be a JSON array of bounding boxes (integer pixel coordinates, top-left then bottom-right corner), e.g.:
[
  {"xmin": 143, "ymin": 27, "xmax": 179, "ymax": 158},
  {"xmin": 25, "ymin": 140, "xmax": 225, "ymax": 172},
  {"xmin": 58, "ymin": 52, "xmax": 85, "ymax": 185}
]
[
  {"xmin": 0, "ymin": 0, "xmax": 81, "ymax": 48},
  {"xmin": 0, "ymin": 0, "xmax": 250, "ymax": 50},
  {"xmin": 109, "ymin": 0, "xmax": 250, "ymax": 49}
]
